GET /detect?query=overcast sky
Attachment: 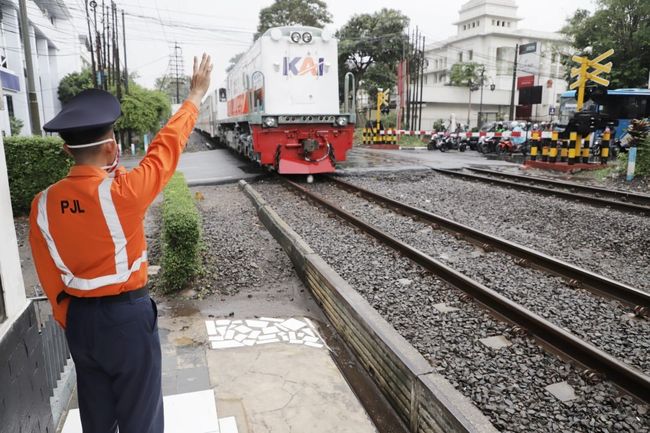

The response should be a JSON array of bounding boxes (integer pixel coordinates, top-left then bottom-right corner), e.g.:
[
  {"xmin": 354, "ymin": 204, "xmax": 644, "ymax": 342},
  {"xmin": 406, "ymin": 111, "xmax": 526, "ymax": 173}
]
[{"xmin": 66, "ymin": 0, "xmax": 596, "ymax": 91}]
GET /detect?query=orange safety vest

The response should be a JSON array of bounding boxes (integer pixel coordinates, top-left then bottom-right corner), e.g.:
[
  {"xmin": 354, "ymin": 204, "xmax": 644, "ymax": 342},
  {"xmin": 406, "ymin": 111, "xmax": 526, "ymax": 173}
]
[{"xmin": 29, "ymin": 101, "xmax": 198, "ymax": 327}]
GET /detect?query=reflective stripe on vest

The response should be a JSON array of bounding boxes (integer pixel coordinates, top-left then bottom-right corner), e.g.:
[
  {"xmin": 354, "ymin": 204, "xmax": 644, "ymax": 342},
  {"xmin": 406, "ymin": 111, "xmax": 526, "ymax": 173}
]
[{"xmin": 36, "ymin": 178, "xmax": 147, "ymax": 291}]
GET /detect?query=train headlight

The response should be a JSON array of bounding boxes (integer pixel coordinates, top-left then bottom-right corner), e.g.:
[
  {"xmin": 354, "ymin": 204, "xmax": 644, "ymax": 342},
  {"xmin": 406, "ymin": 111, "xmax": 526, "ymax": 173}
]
[
  {"xmin": 335, "ymin": 116, "xmax": 348, "ymax": 126},
  {"xmin": 263, "ymin": 116, "xmax": 278, "ymax": 128},
  {"xmin": 290, "ymin": 32, "xmax": 301, "ymax": 43},
  {"xmin": 302, "ymin": 32, "xmax": 312, "ymax": 43}
]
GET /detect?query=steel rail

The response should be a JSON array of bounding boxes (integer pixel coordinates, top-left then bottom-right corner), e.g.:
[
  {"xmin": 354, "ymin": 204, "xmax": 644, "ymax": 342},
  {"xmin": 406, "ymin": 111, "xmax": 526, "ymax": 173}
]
[
  {"xmin": 434, "ymin": 168, "xmax": 650, "ymax": 215},
  {"xmin": 327, "ymin": 176, "xmax": 650, "ymax": 313},
  {"xmin": 467, "ymin": 167, "xmax": 650, "ymax": 206},
  {"xmin": 282, "ymin": 178, "xmax": 650, "ymax": 403}
]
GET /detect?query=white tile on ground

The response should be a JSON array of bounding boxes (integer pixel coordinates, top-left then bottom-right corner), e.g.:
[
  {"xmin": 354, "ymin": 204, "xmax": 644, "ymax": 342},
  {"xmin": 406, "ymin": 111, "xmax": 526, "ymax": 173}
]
[
  {"xmin": 164, "ymin": 390, "xmax": 219, "ymax": 433},
  {"xmin": 256, "ymin": 339, "xmax": 280, "ymax": 345},
  {"xmin": 275, "ymin": 324, "xmax": 288, "ymax": 331},
  {"xmin": 297, "ymin": 332, "xmax": 305, "ymax": 338},
  {"xmin": 63, "ymin": 391, "xmax": 220, "ymax": 433},
  {"xmin": 211, "ymin": 340, "xmax": 245, "ymax": 349},
  {"xmin": 259, "ymin": 317, "xmax": 284, "ymax": 323},
  {"xmin": 224, "ymin": 330, "xmax": 235, "ymax": 340},
  {"xmin": 208, "ymin": 336, "xmax": 225, "ymax": 342},
  {"xmin": 61, "ymin": 409, "xmax": 82, "ymax": 433},
  {"xmin": 215, "ymin": 319, "xmax": 231, "ymax": 326},
  {"xmin": 302, "ymin": 336, "xmax": 320, "ymax": 344},
  {"xmin": 280, "ymin": 318, "xmax": 306, "ymax": 331},
  {"xmin": 242, "ymin": 339, "xmax": 256, "ymax": 346},
  {"xmin": 234, "ymin": 325, "xmax": 252, "ymax": 334},
  {"xmin": 258, "ymin": 334, "xmax": 278, "ymax": 341},
  {"xmin": 205, "ymin": 321, "xmax": 217, "ymax": 336},
  {"xmin": 233, "ymin": 333, "xmax": 246, "ymax": 342},
  {"xmin": 216, "ymin": 326, "xmax": 228, "ymax": 336},
  {"xmin": 262, "ymin": 326, "xmax": 279, "ymax": 335},
  {"xmin": 289, "ymin": 331, "xmax": 297, "ymax": 341},
  {"xmin": 302, "ymin": 328, "xmax": 315, "ymax": 337},
  {"xmin": 304, "ymin": 341, "xmax": 324, "ymax": 349},
  {"xmin": 231, "ymin": 320, "xmax": 243, "ymax": 325},
  {"xmin": 218, "ymin": 416, "xmax": 239, "ymax": 433},
  {"xmin": 280, "ymin": 334, "xmax": 289, "ymax": 341},
  {"xmin": 245, "ymin": 319, "xmax": 269, "ymax": 328},
  {"xmin": 248, "ymin": 330, "xmax": 261, "ymax": 339},
  {"xmin": 288, "ymin": 340, "xmax": 304, "ymax": 345}
]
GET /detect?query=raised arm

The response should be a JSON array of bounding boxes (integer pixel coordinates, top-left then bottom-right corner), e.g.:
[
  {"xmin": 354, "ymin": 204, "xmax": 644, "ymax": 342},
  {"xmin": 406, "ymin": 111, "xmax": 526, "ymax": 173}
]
[{"xmin": 118, "ymin": 54, "xmax": 213, "ymax": 209}]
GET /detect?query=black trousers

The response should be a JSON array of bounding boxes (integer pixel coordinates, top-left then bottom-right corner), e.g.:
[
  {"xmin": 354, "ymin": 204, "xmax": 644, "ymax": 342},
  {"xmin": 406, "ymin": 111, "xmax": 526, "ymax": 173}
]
[{"xmin": 65, "ymin": 295, "xmax": 163, "ymax": 433}]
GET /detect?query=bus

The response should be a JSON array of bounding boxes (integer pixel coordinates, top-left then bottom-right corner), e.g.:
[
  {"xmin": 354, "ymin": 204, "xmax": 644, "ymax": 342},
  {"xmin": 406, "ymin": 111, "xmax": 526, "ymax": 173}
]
[{"xmin": 558, "ymin": 88, "xmax": 650, "ymax": 142}]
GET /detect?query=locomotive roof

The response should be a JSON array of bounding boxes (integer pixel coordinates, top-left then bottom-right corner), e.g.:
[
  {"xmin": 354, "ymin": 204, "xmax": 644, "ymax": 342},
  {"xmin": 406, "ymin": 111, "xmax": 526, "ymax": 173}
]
[{"xmin": 261, "ymin": 25, "xmax": 325, "ymax": 37}]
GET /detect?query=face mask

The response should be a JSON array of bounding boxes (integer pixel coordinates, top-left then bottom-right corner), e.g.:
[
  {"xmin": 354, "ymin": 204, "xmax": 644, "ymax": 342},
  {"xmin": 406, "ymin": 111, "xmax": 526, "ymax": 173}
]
[
  {"xmin": 67, "ymin": 138, "xmax": 119, "ymax": 173},
  {"xmin": 101, "ymin": 147, "xmax": 120, "ymax": 173}
]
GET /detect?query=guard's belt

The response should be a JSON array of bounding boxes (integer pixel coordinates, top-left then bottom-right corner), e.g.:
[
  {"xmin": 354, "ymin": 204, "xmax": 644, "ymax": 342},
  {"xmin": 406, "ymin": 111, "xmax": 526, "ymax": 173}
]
[{"xmin": 56, "ymin": 287, "xmax": 149, "ymax": 304}]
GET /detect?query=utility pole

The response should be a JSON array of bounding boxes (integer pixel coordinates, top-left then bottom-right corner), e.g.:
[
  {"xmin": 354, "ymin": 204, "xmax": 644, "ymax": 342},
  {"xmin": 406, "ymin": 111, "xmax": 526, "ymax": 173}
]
[
  {"xmin": 168, "ymin": 42, "xmax": 185, "ymax": 104},
  {"xmin": 84, "ymin": 1, "xmax": 97, "ymax": 88},
  {"xmin": 122, "ymin": 9, "xmax": 128, "ymax": 94},
  {"xmin": 478, "ymin": 65, "xmax": 485, "ymax": 126},
  {"xmin": 102, "ymin": 1, "xmax": 107, "ymax": 90},
  {"xmin": 418, "ymin": 35, "xmax": 425, "ymax": 131},
  {"xmin": 18, "ymin": 0, "xmax": 41, "ymax": 134},
  {"xmin": 112, "ymin": 1, "xmax": 121, "ymax": 101},
  {"xmin": 509, "ymin": 43, "xmax": 519, "ymax": 121}
]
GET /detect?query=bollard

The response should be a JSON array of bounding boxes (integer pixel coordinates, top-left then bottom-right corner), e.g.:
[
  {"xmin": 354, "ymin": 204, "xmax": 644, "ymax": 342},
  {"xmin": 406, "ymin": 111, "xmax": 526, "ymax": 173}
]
[
  {"xmin": 582, "ymin": 133, "xmax": 591, "ymax": 163},
  {"xmin": 568, "ymin": 132, "xmax": 577, "ymax": 165},
  {"xmin": 529, "ymin": 131, "xmax": 538, "ymax": 161},
  {"xmin": 600, "ymin": 129, "xmax": 610, "ymax": 164},
  {"xmin": 573, "ymin": 132, "xmax": 582, "ymax": 163},
  {"xmin": 627, "ymin": 147, "xmax": 637, "ymax": 182},
  {"xmin": 560, "ymin": 139, "xmax": 568, "ymax": 163},
  {"xmin": 540, "ymin": 134, "xmax": 549, "ymax": 162},
  {"xmin": 549, "ymin": 131, "xmax": 559, "ymax": 163}
]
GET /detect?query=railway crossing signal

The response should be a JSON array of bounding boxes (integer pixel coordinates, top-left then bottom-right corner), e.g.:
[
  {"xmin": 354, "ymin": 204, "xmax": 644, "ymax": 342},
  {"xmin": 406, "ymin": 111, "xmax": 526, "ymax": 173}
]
[
  {"xmin": 569, "ymin": 49, "xmax": 614, "ymax": 112},
  {"xmin": 376, "ymin": 88, "xmax": 390, "ymax": 129}
]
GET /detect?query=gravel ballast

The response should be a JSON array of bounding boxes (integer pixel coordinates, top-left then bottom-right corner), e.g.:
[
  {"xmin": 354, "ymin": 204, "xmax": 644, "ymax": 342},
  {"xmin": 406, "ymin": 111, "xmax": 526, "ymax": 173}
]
[
  {"xmin": 307, "ymin": 181, "xmax": 650, "ymax": 375},
  {"xmin": 343, "ymin": 171, "xmax": 650, "ymax": 293},
  {"xmin": 254, "ymin": 179, "xmax": 649, "ymax": 433}
]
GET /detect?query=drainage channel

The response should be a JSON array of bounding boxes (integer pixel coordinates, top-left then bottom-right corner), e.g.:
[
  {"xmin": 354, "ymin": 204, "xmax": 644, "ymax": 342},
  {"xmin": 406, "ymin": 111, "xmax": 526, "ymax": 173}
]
[{"xmin": 281, "ymin": 178, "xmax": 650, "ymax": 404}]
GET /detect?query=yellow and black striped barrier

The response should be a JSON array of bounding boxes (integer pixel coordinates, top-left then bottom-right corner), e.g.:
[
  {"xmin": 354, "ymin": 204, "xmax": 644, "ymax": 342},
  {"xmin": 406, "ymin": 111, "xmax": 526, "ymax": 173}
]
[
  {"xmin": 560, "ymin": 139, "xmax": 569, "ymax": 163},
  {"xmin": 362, "ymin": 128, "xmax": 398, "ymax": 145},
  {"xmin": 581, "ymin": 133, "xmax": 591, "ymax": 163},
  {"xmin": 568, "ymin": 132, "xmax": 577, "ymax": 165},
  {"xmin": 548, "ymin": 131, "xmax": 559, "ymax": 163},
  {"xmin": 600, "ymin": 129, "xmax": 610, "ymax": 165}
]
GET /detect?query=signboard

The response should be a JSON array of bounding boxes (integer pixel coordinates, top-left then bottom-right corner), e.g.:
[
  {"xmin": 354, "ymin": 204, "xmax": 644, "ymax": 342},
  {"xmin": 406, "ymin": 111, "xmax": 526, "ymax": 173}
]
[
  {"xmin": 518, "ymin": 41, "xmax": 540, "ymax": 75},
  {"xmin": 549, "ymin": 106, "xmax": 556, "ymax": 115},
  {"xmin": 517, "ymin": 75, "xmax": 534, "ymax": 89},
  {"xmin": 518, "ymin": 86, "xmax": 543, "ymax": 105},
  {"xmin": 519, "ymin": 42, "xmax": 538, "ymax": 55}
]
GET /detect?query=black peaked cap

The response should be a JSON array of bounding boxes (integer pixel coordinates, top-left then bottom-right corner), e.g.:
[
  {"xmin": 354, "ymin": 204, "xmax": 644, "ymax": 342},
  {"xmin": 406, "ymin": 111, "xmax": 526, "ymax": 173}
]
[{"xmin": 43, "ymin": 89, "xmax": 121, "ymax": 133}]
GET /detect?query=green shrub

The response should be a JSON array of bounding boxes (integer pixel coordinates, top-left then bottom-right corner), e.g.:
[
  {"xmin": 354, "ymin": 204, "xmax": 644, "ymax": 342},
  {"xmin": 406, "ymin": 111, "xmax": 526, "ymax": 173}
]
[
  {"xmin": 9, "ymin": 116, "xmax": 23, "ymax": 136},
  {"xmin": 159, "ymin": 172, "xmax": 201, "ymax": 293},
  {"xmin": 4, "ymin": 135, "xmax": 72, "ymax": 215}
]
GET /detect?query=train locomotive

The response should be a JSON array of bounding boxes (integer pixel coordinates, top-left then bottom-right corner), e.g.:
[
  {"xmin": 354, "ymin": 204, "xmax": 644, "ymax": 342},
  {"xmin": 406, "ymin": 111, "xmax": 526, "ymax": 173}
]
[{"xmin": 197, "ymin": 26, "xmax": 356, "ymax": 174}]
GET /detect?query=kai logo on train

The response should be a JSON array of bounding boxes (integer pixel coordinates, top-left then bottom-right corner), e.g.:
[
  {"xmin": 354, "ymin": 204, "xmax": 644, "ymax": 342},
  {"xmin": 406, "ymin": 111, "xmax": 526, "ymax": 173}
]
[{"xmin": 282, "ymin": 57, "xmax": 326, "ymax": 76}]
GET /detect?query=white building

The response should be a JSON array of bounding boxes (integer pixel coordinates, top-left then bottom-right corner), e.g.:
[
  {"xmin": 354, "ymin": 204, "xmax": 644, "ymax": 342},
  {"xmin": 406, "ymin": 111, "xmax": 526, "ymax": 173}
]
[
  {"xmin": 0, "ymin": 0, "xmax": 91, "ymax": 136},
  {"xmin": 419, "ymin": 0, "xmax": 569, "ymax": 128}
]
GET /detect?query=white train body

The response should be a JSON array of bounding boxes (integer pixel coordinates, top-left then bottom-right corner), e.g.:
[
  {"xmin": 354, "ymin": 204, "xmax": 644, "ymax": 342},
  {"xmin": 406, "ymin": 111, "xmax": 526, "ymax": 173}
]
[{"xmin": 197, "ymin": 26, "xmax": 355, "ymax": 174}]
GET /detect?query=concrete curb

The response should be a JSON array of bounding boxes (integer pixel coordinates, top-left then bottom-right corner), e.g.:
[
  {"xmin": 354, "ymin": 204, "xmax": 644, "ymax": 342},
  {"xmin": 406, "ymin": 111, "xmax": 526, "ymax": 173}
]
[
  {"xmin": 187, "ymin": 173, "xmax": 268, "ymax": 187},
  {"xmin": 239, "ymin": 180, "xmax": 498, "ymax": 433}
]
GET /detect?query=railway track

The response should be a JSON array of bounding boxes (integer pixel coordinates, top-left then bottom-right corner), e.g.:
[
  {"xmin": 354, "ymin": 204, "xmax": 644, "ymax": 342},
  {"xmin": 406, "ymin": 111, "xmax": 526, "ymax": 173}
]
[
  {"xmin": 434, "ymin": 167, "xmax": 650, "ymax": 215},
  {"xmin": 275, "ymin": 177, "xmax": 650, "ymax": 405}
]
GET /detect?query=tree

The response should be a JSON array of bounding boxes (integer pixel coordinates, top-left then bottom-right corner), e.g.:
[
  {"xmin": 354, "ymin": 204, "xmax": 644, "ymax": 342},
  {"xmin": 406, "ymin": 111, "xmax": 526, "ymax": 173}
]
[
  {"xmin": 9, "ymin": 116, "xmax": 23, "ymax": 136},
  {"xmin": 256, "ymin": 0, "xmax": 332, "ymax": 39},
  {"xmin": 561, "ymin": 0, "xmax": 650, "ymax": 88},
  {"xmin": 337, "ymin": 9, "xmax": 409, "ymax": 88},
  {"xmin": 57, "ymin": 69, "xmax": 94, "ymax": 104},
  {"xmin": 154, "ymin": 74, "xmax": 191, "ymax": 104},
  {"xmin": 226, "ymin": 52, "xmax": 245, "ymax": 73},
  {"xmin": 115, "ymin": 83, "xmax": 171, "ymax": 136},
  {"xmin": 449, "ymin": 62, "xmax": 482, "ymax": 88}
]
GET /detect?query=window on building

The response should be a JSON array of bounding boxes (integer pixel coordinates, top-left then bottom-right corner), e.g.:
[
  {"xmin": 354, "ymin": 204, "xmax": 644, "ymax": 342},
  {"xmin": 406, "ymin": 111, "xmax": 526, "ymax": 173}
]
[
  {"xmin": 507, "ymin": 22, "xmax": 511, "ymax": 27},
  {"xmin": 496, "ymin": 46, "xmax": 515, "ymax": 75},
  {"xmin": 458, "ymin": 52, "xmax": 463, "ymax": 62},
  {"xmin": 6, "ymin": 95, "xmax": 14, "ymax": 118},
  {"xmin": 472, "ymin": 22, "xmax": 475, "ymax": 28},
  {"xmin": 469, "ymin": 50, "xmax": 473, "ymax": 60},
  {"xmin": 463, "ymin": 24, "xmax": 466, "ymax": 30},
  {"xmin": 496, "ymin": 20, "xmax": 500, "ymax": 26},
  {"xmin": 492, "ymin": 19, "xmax": 495, "ymax": 25}
]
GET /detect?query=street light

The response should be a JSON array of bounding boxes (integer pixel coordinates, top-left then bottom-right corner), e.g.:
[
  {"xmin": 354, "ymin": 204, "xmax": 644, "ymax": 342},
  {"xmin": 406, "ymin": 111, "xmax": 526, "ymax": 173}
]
[{"xmin": 467, "ymin": 80, "xmax": 480, "ymax": 127}]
